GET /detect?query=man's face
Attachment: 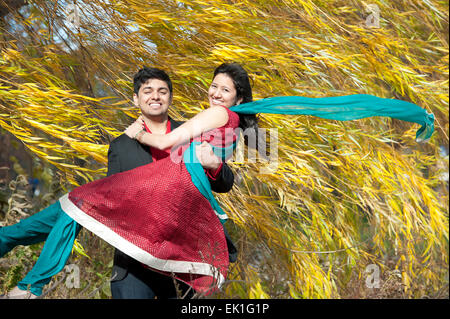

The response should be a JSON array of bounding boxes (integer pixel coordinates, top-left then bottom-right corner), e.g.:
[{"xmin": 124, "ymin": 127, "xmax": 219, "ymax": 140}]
[{"xmin": 133, "ymin": 78, "xmax": 171, "ymax": 118}]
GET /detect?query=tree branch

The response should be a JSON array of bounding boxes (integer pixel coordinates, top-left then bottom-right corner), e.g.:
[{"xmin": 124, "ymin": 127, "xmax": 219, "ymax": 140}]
[{"xmin": 0, "ymin": 0, "xmax": 27, "ymax": 18}]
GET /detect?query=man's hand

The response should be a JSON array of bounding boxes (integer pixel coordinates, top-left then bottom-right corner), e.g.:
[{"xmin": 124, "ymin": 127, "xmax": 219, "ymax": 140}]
[{"xmin": 195, "ymin": 141, "xmax": 222, "ymax": 170}]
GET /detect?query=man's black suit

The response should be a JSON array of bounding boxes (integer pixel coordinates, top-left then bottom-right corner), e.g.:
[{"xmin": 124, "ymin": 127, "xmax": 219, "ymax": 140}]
[{"xmin": 107, "ymin": 118, "xmax": 237, "ymax": 299}]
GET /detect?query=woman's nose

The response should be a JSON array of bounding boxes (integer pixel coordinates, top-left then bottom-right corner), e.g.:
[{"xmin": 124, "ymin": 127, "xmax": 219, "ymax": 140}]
[{"xmin": 211, "ymin": 88, "xmax": 221, "ymax": 98}]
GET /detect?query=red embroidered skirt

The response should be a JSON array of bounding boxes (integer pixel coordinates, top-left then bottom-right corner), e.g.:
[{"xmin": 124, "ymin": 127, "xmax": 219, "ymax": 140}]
[{"xmin": 60, "ymin": 156, "xmax": 229, "ymax": 294}]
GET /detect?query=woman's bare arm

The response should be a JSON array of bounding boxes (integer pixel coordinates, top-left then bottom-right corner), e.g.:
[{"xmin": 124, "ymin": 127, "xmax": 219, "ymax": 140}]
[{"xmin": 126, "ymin": 107, "xmax": 229, "ymax": 150}]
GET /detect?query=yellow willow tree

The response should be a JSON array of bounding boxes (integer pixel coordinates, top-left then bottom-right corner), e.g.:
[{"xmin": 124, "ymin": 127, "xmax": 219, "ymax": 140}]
[{"xmin": 0, "ymin": 0, "xmax": 448, "ymax": 298}]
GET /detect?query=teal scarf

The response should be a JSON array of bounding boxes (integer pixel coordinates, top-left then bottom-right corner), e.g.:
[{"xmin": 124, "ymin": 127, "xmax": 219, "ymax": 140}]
[
  {"xmin": 230, "ymin": 94, "xmax": 434, "ymax": 142},
  {"xmin": 184, "ymin": 94, "xmax": 435, "ymax": 224}
]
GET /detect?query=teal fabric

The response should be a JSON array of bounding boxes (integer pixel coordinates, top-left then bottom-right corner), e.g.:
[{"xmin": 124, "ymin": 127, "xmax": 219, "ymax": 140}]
[
  {"xmin": 210, "ymin": 141, "xmax": 237, "ymax": 160},
  {"xmin": 0, "ymin": 201, "xmax": 80, "ymax": 296},
  {"xmin": 186, "ymin": 94, "xmax": 434, "ymax": 224},
  {"xmin": 230, "ymin": 94, "xmax": 434, "ymax": 142},
  {"xmin": 183, "ymin": 141, "xmax": 229, "ymax": 224}
]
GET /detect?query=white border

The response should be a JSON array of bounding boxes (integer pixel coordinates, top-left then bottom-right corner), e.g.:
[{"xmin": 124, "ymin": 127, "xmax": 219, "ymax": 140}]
[{"xmin": 59, "ymin": 193, "xmax": 225, "ymax": 287}]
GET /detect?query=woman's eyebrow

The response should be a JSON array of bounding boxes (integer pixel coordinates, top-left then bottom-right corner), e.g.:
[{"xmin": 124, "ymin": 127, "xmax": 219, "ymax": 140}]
[{"xmin": 211, "ymin": 82, "xmax": 229, "ymax": 89}]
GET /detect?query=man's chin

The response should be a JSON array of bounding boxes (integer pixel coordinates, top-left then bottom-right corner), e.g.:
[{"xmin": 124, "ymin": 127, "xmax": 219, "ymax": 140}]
[{"xmin": 142, "ymin": 111, "xmax": 168, "ymax": 118}]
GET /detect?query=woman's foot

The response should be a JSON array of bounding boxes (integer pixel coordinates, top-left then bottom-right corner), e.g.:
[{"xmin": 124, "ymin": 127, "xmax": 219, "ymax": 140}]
[{"xmin": 0, "ymin": 286, "xmax": 39, "ymax": 299}]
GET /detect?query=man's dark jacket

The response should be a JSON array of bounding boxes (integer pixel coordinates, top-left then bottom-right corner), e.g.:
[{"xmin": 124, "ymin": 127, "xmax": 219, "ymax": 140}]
[{"xmin": 107, "ymin": 118, "xmax": 237, "ymax": 282}]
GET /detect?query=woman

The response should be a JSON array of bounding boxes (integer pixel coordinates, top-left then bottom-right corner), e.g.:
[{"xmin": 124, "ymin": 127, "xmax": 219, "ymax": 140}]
[{"xmin": 0, "ymin": 62, "xmax": 434, "ymax": 298}]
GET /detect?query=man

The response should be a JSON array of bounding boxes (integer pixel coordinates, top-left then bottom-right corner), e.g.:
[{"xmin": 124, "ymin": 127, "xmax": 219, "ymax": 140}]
[{"xmin": 107, "ymin": 67, "xmax": 237, "ymax": 299}]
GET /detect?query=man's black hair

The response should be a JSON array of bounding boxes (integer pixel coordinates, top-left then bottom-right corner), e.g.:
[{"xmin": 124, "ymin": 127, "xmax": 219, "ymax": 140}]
[{"xmin": 133, "ymin": 66, "xmax": 173, "ymax": 96}]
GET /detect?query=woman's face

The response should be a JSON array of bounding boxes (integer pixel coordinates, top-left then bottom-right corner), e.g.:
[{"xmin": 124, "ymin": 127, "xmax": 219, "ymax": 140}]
[{"xmin": 208, "ymin": 73, "xmax": 243, "ymax": 108}]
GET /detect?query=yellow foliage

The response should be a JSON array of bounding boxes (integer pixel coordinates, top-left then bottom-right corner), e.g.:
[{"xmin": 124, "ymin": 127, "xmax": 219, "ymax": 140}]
[{"xmin": 0, "ymin": 0, "xmax": 448, "ymax": 298}]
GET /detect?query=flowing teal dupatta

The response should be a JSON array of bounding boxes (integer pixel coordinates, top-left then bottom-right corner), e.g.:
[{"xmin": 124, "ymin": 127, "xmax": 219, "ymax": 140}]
[{"xmin": 183, "ymin": 94, "xmax": 435, "ymax": 224}]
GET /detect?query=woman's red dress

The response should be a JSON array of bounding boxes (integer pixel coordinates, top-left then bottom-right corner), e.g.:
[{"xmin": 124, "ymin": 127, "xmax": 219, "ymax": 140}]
[{"xmin": 60, "ymin": 108, "xmax": 239, "ymax": 294}]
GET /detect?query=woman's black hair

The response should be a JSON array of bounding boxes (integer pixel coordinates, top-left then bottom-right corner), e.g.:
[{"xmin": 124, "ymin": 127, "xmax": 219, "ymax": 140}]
[{"xmin": 213, "ymin": 63, "xmax": 260, "ymax": 148}]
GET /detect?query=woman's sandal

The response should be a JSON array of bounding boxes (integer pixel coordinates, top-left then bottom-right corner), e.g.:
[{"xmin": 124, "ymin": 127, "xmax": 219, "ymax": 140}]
[{"xmin": 0, "ymin": 286, "xmax": 39, "ymax": 299}]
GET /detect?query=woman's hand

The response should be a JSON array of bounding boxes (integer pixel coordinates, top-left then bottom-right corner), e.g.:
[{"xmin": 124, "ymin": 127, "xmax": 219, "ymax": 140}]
[{"xmin": 124, "ymin": 116, "xmax": 145, "ymax": 139}]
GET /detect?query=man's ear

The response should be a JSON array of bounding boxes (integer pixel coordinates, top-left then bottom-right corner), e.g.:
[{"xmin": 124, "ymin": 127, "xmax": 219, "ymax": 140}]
[{"xmin": 133, "ymin": 93, "xmax": 139, "ymax": 107}]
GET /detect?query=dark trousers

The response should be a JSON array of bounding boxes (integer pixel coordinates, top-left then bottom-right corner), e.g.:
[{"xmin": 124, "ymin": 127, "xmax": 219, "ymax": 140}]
[{"xmin": 110, "ymin": 265, "xmax": 194, "ymax": 299}]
